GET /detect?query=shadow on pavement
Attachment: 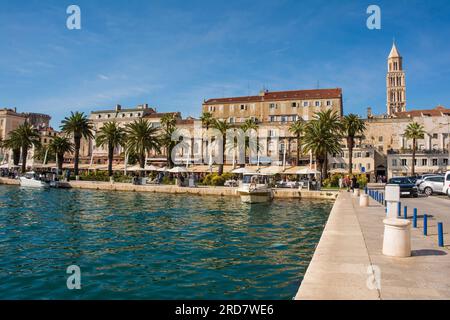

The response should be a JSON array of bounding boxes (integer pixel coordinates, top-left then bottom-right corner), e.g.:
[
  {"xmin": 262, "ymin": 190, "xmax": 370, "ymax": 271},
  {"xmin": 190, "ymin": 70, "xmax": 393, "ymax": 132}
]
[{"xmin": 411, "ymin": 249, "xmax": 447, "ymax": 256}]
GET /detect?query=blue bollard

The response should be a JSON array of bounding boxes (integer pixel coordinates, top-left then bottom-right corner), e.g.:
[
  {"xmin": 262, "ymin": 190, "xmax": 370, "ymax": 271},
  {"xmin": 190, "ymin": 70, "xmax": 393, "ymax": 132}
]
[
  {"xmin": 397, "ymin": 202, "xmax": 401, "ymax": 217},
  {"xmin": 404, "ymin": 206, "xmax": 408, "ymax": 219},
  {"xmin": 365, "ymin": 187, "xmax": 368, "ymax": 194},
  {"xmin": 423, "ymin": 214, "xmax": 428, "ymax": 236},
  {"xmin": 438, "ymin": 223, "xmax": 444, "ymax": 247},
  {"xmin": 413, "ymin": 208, "xmax": 417, "ymax": 228}
]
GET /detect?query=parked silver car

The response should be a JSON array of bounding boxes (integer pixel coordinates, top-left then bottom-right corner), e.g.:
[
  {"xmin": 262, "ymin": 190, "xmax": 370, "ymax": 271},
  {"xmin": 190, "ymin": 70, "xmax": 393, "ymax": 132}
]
[
  {"xmin": 415, "ymin": 173, "xmax": 444, "ymax": 187},
  {"xmin": 417, "ymin": 175, "xmax": 445, "ymax": 196}
]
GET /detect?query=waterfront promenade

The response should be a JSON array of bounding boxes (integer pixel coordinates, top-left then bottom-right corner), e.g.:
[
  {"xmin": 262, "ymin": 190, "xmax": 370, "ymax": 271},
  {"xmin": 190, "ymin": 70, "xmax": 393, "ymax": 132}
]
[
  {"xmin": 296, "ymin": 191, "xmax": 450, "ymax": 300},
  {"xmin": 0, "ymin": 178, "xmax": 338, "ymax": 200}
]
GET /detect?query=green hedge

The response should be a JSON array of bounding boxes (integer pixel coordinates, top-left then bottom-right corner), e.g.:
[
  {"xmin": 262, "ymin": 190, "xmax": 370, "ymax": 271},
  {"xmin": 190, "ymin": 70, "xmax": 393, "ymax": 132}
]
[{"xmin": 200, "ymin": 172, "xmax": 235, "ymax": 186}]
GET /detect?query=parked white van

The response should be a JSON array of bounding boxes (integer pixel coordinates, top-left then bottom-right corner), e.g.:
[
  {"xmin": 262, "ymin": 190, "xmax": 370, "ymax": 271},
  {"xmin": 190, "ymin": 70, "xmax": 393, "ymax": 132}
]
[{"xmin": 443, "ymin": 171, "xmax": 450, "ymax": 197}]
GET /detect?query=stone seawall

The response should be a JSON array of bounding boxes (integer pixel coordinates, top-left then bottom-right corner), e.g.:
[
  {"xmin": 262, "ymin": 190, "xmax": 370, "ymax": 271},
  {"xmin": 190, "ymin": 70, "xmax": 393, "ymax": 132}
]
[
  {"xmin": 0, "ymin": 178, "xmax": 19, "ymax": 185},
  {"xmin": 0, "ymin": 178, "xmax": 338, "ymax": 200}
]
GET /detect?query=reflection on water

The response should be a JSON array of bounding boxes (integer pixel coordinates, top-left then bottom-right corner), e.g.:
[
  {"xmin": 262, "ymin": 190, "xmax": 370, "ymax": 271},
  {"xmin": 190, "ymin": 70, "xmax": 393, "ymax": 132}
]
[{"xmin": 0, "ymin": 185, "xmax": 332, "ymax": 299}]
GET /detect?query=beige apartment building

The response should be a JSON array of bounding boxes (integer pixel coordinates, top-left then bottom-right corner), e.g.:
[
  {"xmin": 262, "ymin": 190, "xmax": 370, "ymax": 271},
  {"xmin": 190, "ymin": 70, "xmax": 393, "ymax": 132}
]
[
  {"xmin": 202, "ymin": 88, "xmax": 343, "ymax": 123},
  {"xmin": 0, "ymin": 108, "xmax": 27, "ymax": 164},
  {"xmin": 0, "ymin": 108, "xmax": 26, "ymax": 141},
  {"xmin": 78, "ymin": 104, "xmax": 181, "ymax": 165},
  {"xmin": 202, "ymin": 88, "xmax": 343, "ymax": 165},
  {"xmin": 360, "ymin": 105, "xmax": 450, "ymax": 178},
  {"xmin": 386, "ymin": 105, "xmax": 450, "ymax": 177}
]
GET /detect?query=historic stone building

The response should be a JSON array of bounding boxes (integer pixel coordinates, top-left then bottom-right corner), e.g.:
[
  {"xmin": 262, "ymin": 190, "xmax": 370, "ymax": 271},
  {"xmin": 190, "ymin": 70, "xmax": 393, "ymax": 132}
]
[
  {"xmin": 387, "ymin": 106, "xmax": 450, "ymax": 177},
  {"xmin": 202, "ymin": 88, "xmax": 343, "ymax": 123},
  {"xmin": 78, "ymin": 103, "xmax": 181, "ymax": 165},
  {"xmin": 386, "ymin": 42, "xmax": 406, "ymax": 115},
  {"xmin": 202, "ymin": 88, "xmax": 343, "ymax": 166},
  {"xmin": 0, "ymin": 108, "xmax": 26, "ymax": 142}
]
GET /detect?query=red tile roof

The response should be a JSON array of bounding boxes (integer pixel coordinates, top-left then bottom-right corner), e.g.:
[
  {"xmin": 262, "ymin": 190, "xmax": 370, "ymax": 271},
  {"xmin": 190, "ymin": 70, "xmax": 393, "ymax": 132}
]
[
  {"xmin": 394, "ymin": 105, "xmax": 450, "ymax": 118},
  {"xmin": 203, "ymin": 88, "xmax": 342, "ymax": 105}
]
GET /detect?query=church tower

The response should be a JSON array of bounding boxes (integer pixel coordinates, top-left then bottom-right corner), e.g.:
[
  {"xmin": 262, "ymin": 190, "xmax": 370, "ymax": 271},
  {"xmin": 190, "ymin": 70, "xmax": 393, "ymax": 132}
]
[{"xmin": 386, "ymin": 42, "xmax": 406, "ymax": 115}]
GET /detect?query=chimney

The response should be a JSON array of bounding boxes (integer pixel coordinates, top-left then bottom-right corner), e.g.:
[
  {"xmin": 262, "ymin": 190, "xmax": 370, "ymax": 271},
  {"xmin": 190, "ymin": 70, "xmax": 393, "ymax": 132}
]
[
  {"xmin": 367, "ymin": 107, "xmax": 372, "ymax": 118},
  {"xmin": 115, "ymin": 104, "xmax": 121, "ymax": 111},
  {"xmin": 143, "ymin": 103, "xmax": 148, "ymax": 109}
]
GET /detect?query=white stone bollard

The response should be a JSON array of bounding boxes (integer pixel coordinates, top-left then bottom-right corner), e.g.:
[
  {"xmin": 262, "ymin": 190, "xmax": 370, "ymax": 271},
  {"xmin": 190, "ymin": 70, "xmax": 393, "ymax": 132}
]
[
  {"xmin": 359, "ymin": 194, "xmax": 369, "ymax": 207},
  {"xmin": 382, "ymin": 218, "xmax": 411, "ymax": 257},
  {"xmin": 353, "ymin": 188, "xmax": 360, "ymax": 197},
  {"xmin": 385, "ymin": 184, "xmax": 400, "ymax": 219}
]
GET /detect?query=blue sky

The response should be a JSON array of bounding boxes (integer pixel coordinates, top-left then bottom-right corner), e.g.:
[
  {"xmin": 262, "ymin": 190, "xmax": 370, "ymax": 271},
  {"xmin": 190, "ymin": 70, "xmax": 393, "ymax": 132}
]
[{"xmin": 0, "ymin": 0, "xmax": 449, "ymax": 127}]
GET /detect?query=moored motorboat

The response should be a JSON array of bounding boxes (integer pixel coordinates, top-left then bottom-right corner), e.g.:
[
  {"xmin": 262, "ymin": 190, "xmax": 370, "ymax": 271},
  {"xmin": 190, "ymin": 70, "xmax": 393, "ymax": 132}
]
[
  {"xmin": 19, "ymin": 172, "xmax": 50, "ymax": 188},
  {"xmin": 237, "ymin": 173, "xmax": 273, "ymax": 203}
]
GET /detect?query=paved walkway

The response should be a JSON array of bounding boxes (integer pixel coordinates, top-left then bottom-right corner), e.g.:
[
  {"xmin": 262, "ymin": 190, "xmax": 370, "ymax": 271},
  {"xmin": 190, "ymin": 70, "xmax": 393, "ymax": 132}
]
[{"xmin": 296, "ymin": 191, "xmax": 450, "ymax": 300}]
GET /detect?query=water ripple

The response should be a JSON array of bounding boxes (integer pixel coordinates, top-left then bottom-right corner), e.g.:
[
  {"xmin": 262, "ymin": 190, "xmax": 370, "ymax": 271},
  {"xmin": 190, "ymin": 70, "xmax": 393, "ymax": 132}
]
[{"xmin": 0, "ymin": 185, "xmax": 331, "ymax": 299}]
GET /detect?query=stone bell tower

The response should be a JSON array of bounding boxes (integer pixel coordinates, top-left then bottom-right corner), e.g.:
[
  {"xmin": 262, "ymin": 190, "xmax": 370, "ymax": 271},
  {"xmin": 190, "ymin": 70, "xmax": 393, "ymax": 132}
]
[{"xmin": 386, "ymin": 42, "xmax": 406, "ymax": 115}]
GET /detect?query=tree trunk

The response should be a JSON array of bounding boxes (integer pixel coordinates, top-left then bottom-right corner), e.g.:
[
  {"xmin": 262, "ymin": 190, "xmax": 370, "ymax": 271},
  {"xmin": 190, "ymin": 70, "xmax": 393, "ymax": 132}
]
[
  {"xmin": 412, "ymin": 138, "xmax": 416, "ymax": 176},
  {"xmin": 74, "ymin": 137, "xmax": 81, "ymax": 177},
  {"xmin": 139, "ymin": 153, "xmax": 145, "ymax": 177},
  {"xmin": 317, "ymin": 156, "xmax": 326, "ymax": 180},
  {"xmin": 21, "ymin": 146, "xmax": 28, "ymax": 173},
  {"xmin": 108, "ymin": 144, "xmax": 114, "ymax": 177},
  {"xmin": 347, "ymin": 136, "xmax": 354, "ymax": 175},
  {"xmin": 296, "ymin": 134, "xmax": 300, "ymax": 166},
  {"xmin": 13, "ymin": 148, "xmax": 20, "ymax": 166},
  {"xmin": 57, "ymin": 153, "xmax": 64, "ymax": 175},
  {"xmin": 218, "ymin": 134, "xmax": 225, "ymax": 175}
]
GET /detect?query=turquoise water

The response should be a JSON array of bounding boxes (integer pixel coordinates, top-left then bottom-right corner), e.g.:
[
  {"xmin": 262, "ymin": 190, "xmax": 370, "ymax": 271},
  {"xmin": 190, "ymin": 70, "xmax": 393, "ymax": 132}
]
[{"xmin": 0, "ymin": 185, "xmax": 332, "ymax": 299}]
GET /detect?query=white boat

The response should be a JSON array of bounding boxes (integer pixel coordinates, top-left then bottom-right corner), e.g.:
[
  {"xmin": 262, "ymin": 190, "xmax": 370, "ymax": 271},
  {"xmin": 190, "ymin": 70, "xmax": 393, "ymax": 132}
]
[
  {"xmin": 19, "ymin": 172, "xmax": 50, "ymax": 188},
  {"xmin": 237, "ymin": 173, "xmax": 273, "ymax": 204}
]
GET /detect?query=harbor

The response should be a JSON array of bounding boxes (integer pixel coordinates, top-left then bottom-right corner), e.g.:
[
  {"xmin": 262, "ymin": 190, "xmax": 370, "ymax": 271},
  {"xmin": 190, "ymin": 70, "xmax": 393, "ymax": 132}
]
[
  {"xmin": 0, "ymin": 184, "xmax": 332, "ymax": 299},
  {"xmin": 0, "ymin": 177, "xmax": 339, "ymax": 200}
]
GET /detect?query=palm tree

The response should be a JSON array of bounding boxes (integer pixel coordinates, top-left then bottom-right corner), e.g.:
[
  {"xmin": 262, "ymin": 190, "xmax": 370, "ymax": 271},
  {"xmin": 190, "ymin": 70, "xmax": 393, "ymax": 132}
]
[
  {"xmin": 341, "ymin": 114, "xmax": 366, "ymax": 174},
  {"xmin": 95, "ymin": 122, "xmax": 126, "ymax": 176},
  {"xmin": 311, "ymin": 110, "xmax": 342, "ymax": 177},
  {"xmin": 49, "ymin": 136, "xmax": 74, "ymax": 175},
  {"xmin": 200, "ymin": 112, "xmax": 214, "ymax": 130},
  {"xmin": 404, "ymin": 122, "xmax": 425, "ymax": 176},
  {"xmin": 200, "ymin": 112, "xmax": 214, "ymax": 164},
  {"xmin": 60, "ymin": 112, "xmax": 94, "ymax": 177},
  {"xmin": 240, "ymin": 119, "xmax": 259, "ymax": 167},
  {"xmin": 2, "ymin": 131, "xmax": 21, "ymax": 166},
  {"xmin": 212, "ymin": 119, "xmax": 231, "ymax": 175},
  {"xmin": 125, "ymin": 118, "xmax": 161, "ymax": 176},
  {"xmin": 289, "ymin": 120, "xmax": 305, "ymax": 166},
  {"xmin": 11, "ymin": 123, "xmax": 41, "ymax": 172},
  {"xmin": 302, "ymin": 111, "xmax": 342, "ymax": 178},
  {"xmin": 160, "ymin": 113, "xmax": 178, "ymax": 168}
]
